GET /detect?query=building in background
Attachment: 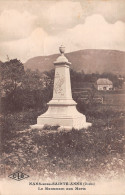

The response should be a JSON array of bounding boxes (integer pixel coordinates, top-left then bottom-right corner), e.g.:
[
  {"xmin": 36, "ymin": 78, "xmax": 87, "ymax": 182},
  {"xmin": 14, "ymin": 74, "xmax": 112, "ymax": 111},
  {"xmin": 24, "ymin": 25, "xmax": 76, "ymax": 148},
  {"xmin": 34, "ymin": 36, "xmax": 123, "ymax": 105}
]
[{"xmin": 96, "ymin": 78, "xmax": 113, "ymax": 91}]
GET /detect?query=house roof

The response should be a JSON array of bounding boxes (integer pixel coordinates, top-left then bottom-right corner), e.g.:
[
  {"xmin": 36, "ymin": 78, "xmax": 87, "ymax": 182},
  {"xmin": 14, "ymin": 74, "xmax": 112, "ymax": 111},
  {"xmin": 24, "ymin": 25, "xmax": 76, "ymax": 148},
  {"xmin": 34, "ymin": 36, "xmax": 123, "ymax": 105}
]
[{"xmin": 97, "ymin": 78, "xmax": 113, "ymax": 85}]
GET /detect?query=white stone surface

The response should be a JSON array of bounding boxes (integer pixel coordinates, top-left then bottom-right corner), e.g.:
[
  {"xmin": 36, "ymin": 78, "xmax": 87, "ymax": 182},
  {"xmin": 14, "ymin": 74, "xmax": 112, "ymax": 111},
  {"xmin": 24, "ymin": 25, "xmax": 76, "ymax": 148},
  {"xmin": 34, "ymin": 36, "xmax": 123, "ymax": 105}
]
[
  {"xmin": 31, "ymin": 45, "xmax": 91, "ymax": 130},
  {"xmin": 53, "ymin": 65, "xmax": 72, "ymax": 100}
]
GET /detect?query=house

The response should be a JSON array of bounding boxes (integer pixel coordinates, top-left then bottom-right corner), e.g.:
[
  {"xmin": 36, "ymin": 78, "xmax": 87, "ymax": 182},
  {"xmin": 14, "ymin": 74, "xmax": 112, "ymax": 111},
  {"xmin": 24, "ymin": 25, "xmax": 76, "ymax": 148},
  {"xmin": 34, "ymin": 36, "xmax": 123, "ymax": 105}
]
[{"xmin": 96, "ymin": 78, "xmax": 113, "ymax": 91}]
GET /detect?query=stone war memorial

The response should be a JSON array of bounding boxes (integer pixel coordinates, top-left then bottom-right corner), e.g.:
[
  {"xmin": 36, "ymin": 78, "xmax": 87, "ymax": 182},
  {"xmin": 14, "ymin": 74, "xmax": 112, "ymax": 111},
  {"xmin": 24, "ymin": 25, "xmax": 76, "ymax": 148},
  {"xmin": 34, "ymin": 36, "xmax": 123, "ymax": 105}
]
[{"xmin": 31, "ymin": 45, "xmax": 91, "ymax": 130}]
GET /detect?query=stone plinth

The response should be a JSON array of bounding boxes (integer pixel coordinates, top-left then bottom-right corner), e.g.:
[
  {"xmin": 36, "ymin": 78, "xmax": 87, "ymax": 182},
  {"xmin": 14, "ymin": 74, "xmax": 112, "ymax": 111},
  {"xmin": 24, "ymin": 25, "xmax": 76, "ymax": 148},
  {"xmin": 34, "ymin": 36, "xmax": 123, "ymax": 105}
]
[{"xmin": 31, "ymin": 45, "xmax": 91, "ymax": 130}]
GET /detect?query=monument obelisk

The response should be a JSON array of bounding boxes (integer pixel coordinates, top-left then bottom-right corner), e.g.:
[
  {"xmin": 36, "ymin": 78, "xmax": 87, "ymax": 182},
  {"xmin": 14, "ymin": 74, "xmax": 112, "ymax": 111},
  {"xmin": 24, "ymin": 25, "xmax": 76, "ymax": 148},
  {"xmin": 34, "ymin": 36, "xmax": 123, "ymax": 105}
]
[{"xmin": 31, "ymin": 45, "xmax": 91, "ymax": 130}]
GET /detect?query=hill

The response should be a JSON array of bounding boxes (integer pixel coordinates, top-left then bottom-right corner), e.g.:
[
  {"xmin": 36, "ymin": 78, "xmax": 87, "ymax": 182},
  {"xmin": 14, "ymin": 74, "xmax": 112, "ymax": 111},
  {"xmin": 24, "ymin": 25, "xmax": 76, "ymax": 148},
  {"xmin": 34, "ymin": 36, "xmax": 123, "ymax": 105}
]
[{"xmin": 24, "ymin": 49, "xmax": 125, "ymax": 74}]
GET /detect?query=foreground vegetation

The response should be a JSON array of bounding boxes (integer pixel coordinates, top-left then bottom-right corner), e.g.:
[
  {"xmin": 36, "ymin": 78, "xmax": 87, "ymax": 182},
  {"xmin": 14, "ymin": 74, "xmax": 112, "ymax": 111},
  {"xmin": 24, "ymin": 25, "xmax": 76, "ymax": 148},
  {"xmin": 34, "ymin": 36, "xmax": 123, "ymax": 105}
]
[{"xmin": 0, "ymin": 107, "xmax": 125, "ymax": 180}]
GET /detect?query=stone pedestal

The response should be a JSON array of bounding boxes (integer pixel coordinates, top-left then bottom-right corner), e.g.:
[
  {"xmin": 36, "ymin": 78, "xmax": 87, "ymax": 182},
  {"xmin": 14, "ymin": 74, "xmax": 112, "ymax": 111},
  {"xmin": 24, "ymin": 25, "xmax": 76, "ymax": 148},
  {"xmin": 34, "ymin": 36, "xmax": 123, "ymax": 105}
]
[{"xmin": 31, "ymin": 45, "xmax": 91, "ymax": 130}]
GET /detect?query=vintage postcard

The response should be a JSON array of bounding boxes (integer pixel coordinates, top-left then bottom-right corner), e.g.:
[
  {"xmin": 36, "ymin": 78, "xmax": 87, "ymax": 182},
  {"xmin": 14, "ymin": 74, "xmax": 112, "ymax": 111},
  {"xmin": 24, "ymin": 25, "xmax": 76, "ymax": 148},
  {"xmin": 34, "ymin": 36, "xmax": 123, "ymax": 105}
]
[{"xmin": 0, "ymin": 0, "xmax": 125, "ymax": 194}]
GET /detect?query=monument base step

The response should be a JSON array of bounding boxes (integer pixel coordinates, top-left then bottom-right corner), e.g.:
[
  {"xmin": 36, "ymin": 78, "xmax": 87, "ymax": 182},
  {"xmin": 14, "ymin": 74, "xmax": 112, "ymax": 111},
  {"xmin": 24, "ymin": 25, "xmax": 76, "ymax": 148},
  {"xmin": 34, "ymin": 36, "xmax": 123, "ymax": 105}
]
[
  {"xmin": 30, "ymin": 123, "xmax": 91, "ymax": 130},
  {"xmin": 30, "ymin": 104, "xmax": 91, "ymax": 130},
  {"xmin": 30, "ymin": 115, "xmax": 91, "ymax": 130}
]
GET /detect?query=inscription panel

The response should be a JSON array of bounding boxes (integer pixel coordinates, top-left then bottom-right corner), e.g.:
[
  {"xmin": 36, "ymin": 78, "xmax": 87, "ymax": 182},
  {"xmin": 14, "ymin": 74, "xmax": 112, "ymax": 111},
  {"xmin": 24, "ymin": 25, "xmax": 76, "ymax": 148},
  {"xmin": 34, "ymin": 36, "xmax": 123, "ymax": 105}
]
[{"xmin": 54, "ymin": 71, "xmax": 65, "ymax": 96}]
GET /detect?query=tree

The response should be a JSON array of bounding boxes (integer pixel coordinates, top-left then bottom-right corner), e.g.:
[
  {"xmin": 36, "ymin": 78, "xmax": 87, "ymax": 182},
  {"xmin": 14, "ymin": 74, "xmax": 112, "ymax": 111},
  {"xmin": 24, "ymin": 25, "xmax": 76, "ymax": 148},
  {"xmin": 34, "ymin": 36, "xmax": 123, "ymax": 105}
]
[
  {"xmin": 19, "ymin": 69, "xmax": 54, "ymax": 110},
  {"xmin": 88, "ymin": 84, "xmax": 97, "ymax": 105},
  {"xmin": 1, "ymin": 59, "xmax": 25, "ymax": 112}
]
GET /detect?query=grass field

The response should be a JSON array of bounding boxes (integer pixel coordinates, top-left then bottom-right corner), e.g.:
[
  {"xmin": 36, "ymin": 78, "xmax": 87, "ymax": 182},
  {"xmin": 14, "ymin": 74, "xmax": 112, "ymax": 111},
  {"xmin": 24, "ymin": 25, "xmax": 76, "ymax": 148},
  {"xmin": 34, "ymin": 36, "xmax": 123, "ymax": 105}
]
[
  {"xmin": 103, "ymin": 93, "xmax": 125, "ymax": 105},
  {"xmin": 73, "ymin": 86, "xmax": 125, "ymax": 110}
]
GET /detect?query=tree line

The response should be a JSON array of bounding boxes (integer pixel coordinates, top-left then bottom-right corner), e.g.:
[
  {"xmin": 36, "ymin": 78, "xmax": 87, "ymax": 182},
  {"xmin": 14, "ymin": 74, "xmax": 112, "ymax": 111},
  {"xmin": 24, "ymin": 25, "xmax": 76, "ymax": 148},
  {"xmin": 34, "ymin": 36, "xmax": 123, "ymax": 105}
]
[{"xmin": 0, "ymin": 59, "xmax": 124, "ymax": 113}]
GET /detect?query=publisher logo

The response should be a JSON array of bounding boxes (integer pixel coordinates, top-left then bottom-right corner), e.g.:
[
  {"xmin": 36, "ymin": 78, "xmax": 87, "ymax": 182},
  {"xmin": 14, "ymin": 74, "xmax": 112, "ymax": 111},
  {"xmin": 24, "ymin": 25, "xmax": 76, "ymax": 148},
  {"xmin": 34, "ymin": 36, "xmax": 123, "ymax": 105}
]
[{"xmin": 8, "ymin": 171, "xmax": 29, "ymax": 181}]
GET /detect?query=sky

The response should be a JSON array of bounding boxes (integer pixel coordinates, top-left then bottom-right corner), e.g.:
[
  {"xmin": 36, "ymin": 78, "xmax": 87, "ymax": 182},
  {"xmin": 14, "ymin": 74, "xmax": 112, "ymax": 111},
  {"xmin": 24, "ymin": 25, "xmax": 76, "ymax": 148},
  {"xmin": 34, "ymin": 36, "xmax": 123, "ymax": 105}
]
[{"xmin": 0, "ymin": 0, "xmax": 125, "ymax": 62}]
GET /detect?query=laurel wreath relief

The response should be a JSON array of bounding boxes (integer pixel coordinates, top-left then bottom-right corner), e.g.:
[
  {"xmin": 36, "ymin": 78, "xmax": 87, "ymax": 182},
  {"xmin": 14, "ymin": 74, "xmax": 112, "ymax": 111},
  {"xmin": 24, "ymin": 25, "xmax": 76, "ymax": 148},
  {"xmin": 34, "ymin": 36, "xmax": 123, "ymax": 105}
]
[{"xmin": 54, "ymin": 76, "xmax": 65, "ymax": 95}]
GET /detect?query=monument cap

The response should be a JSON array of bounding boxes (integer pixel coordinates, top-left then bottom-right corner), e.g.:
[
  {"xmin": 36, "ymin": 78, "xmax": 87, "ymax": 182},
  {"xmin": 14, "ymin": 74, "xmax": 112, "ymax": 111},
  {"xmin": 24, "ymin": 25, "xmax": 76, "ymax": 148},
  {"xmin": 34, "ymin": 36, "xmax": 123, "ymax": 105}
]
[
  {"xmin": 59, "ymin": 45, "xmax": 65, "ymax": 54},
  {"xmin": 54, "ymin": 45, "xmax": 71, "ymax": 65}
]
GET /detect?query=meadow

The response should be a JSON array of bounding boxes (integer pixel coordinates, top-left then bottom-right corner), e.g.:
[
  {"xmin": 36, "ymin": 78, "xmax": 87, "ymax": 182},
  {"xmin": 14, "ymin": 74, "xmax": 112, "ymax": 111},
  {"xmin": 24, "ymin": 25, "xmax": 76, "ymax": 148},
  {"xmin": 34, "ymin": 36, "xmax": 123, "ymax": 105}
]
[{"xmin": 1, "ymin": 101, "xmax": 125, "ymax": 180}]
